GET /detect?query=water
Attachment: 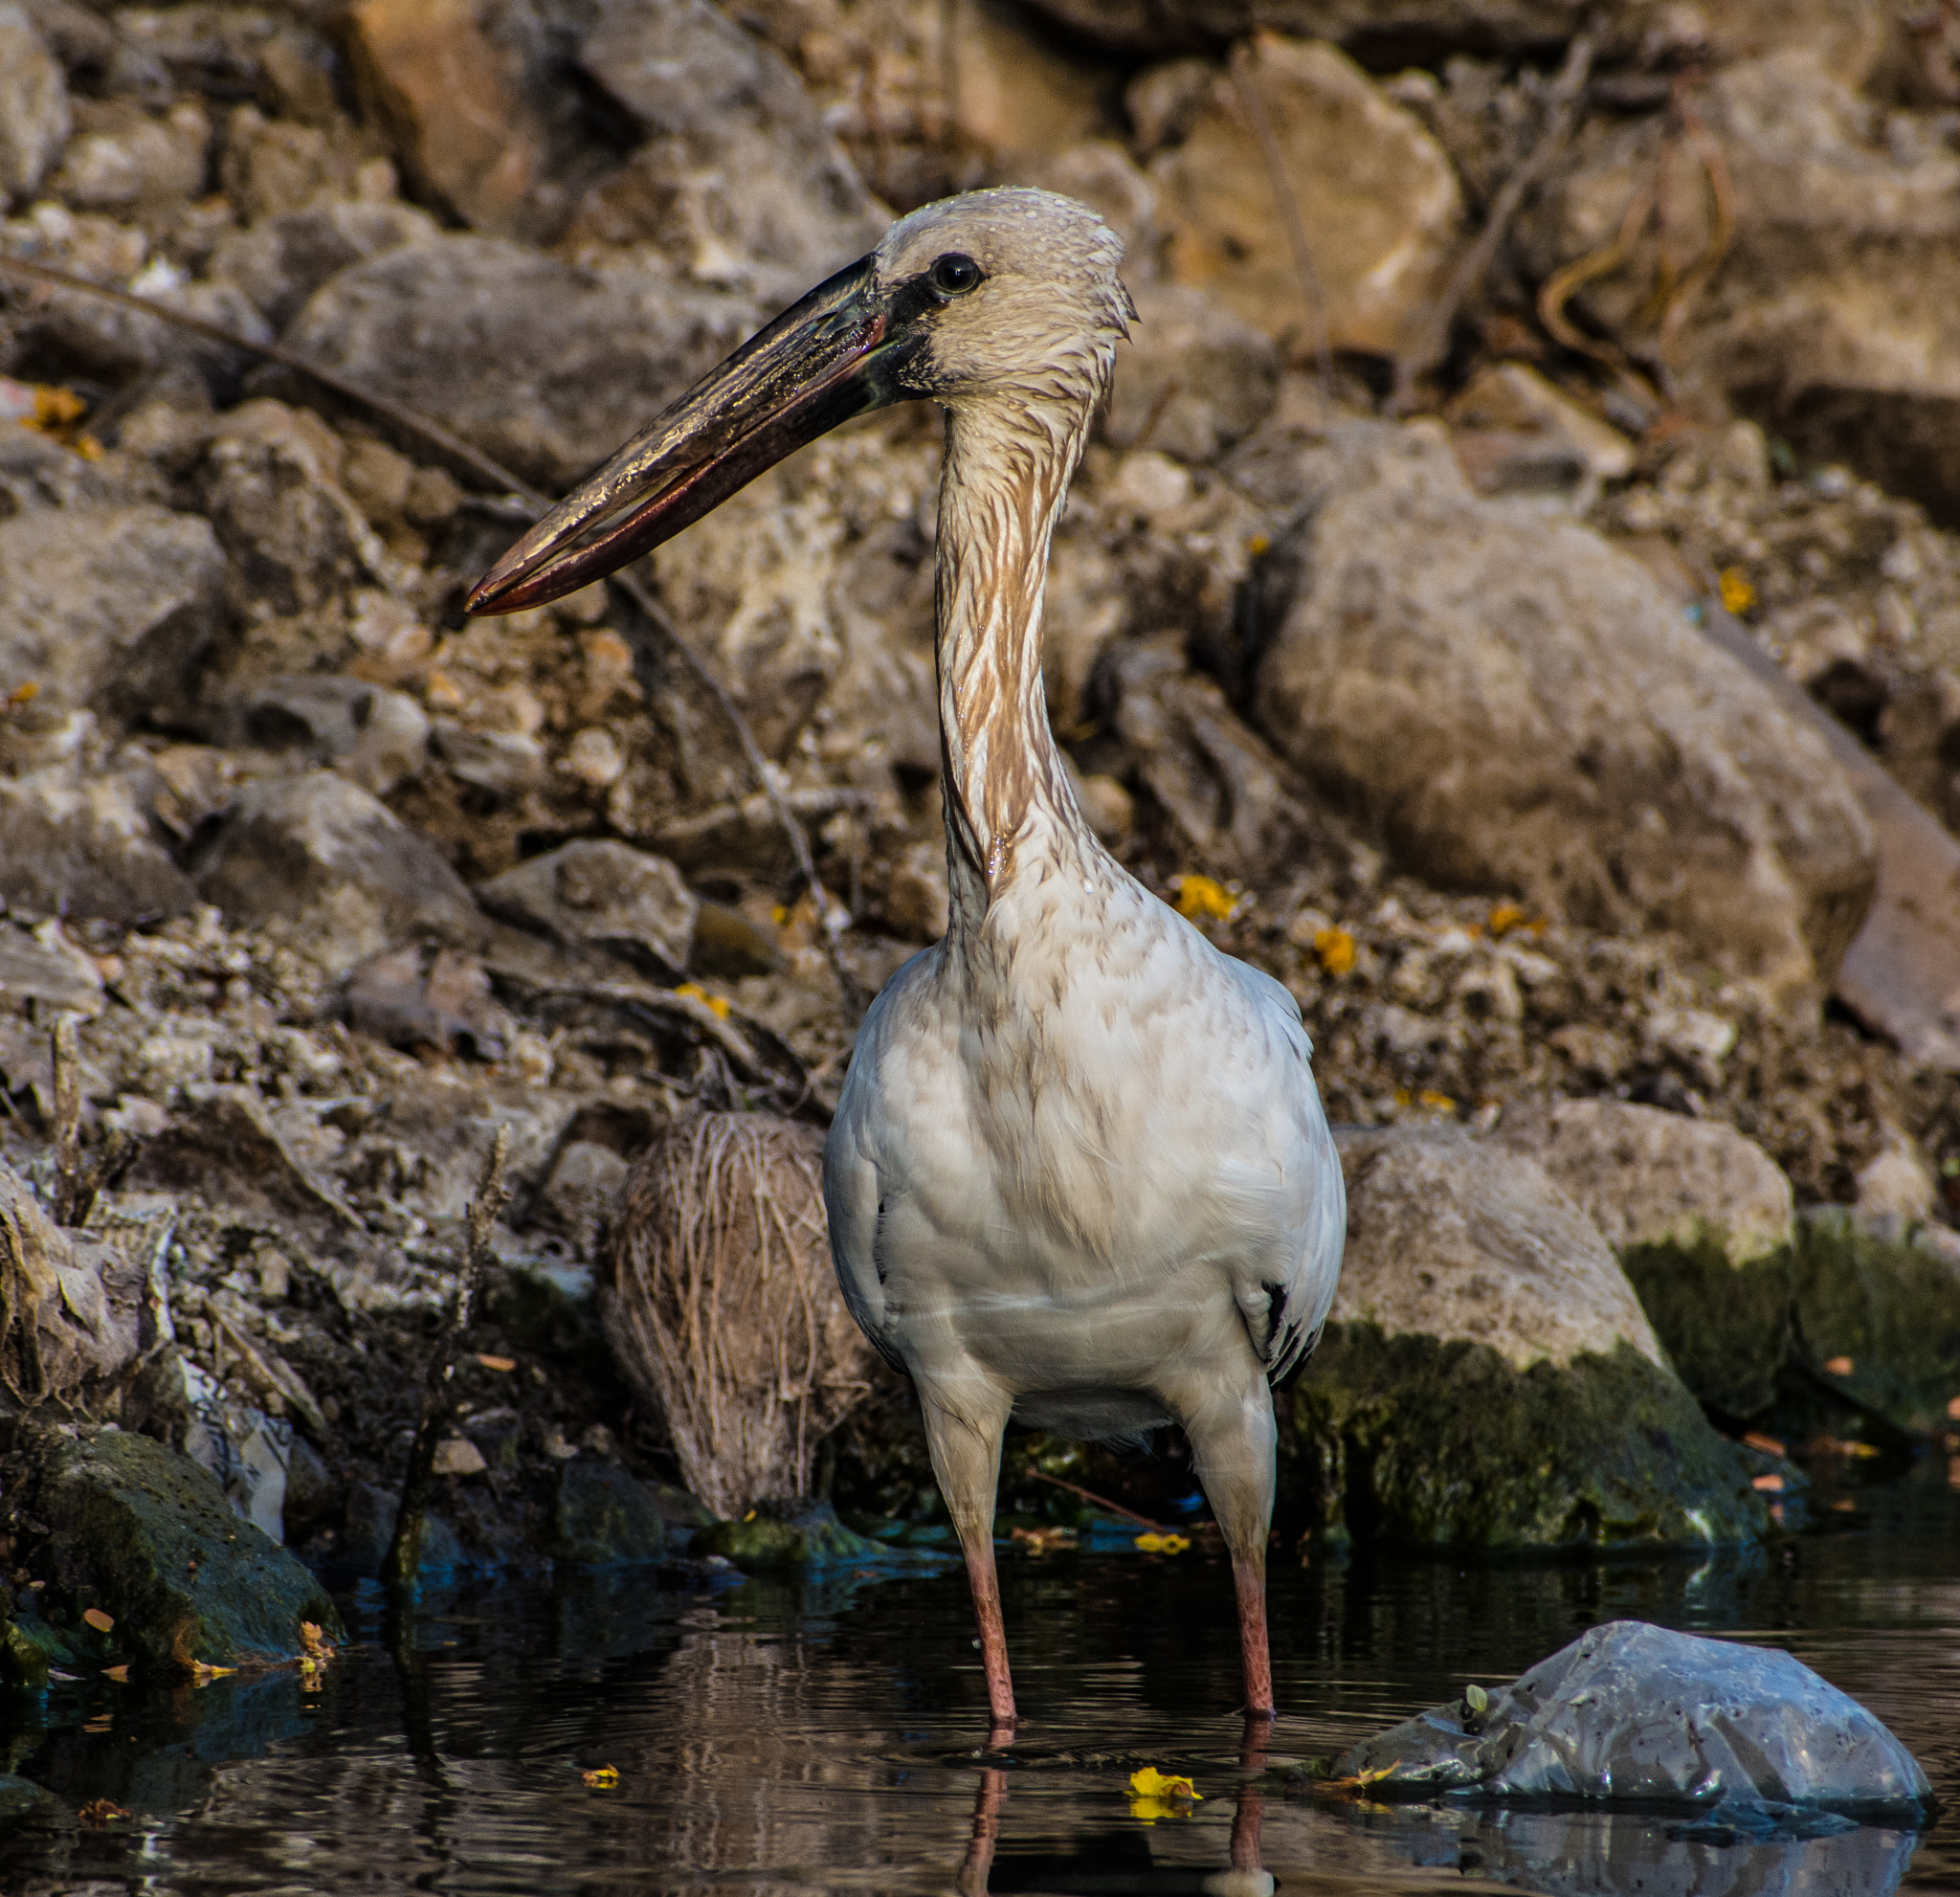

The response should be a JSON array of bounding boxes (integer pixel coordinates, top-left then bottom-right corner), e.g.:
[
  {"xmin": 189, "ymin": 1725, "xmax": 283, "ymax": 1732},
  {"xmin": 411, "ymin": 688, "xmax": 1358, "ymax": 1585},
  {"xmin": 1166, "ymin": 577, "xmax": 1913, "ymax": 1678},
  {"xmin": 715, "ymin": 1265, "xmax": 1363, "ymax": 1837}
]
[{"xmin": 3, "ymin": 1468, "xmax": 1955, "ymax": 1896}]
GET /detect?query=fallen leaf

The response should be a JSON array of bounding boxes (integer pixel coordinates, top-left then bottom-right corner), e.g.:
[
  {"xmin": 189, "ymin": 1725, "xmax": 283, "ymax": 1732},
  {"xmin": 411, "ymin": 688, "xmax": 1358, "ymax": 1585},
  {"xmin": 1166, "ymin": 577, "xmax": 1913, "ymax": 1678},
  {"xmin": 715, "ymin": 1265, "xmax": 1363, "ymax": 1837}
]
[
  {"xmin": 1128, "ymin": 1766, "xmax": 1200, "ymax": 1821},
  {"xmin": 1823, "ymin": 1355, "xmax": 1854, "ymax": 1375},
  {"xmin": 476, "ymin": 1353, "xmax": 517, "ymax": 1373},
  {"xmin": 1831, "ymin": 1499, "xmax": 1858, "ymax": 1512},
  {"xmin": 1133, "ymin": 1532, "xmax": 1190, "ymax": 1555},
  {"xmin": 1752, "ymin": 1473, "xmax": 1784, "ymax": 1492},
  {"xmin": 674, "ymin": 980, "xmax": 731, "ymax": 1019},
  {"xmin": 82, "ymin": 1608, "xmax": 114, "ymax": 1633},
  {"xmin": 190, "ymin": 1662, "xmax": 237, "ymax": 1686},
  {"xmin": 1743, "ymin": 1432, "xmax": 1786, "ymax": 1456},
  {"xmin": 78, "ymin": 1797, "xmax": 130, "ymax": 1827},
  {"xmin": 583, "ymin": 1765, "xmax": 620, "ymax": 1788},
  {"xmin": 102, "ymin": 1664, "xmax": 130, "ymax": 1684},
  {"xmin": 1464, "ymin": 1683, "xmax": 1489, "ymax": 1713},
  {"xmin": 1947, "ymin": 1395, "xmax": 1960, "ymax": 1421},
  {"xmin": 1174, "ymin": 875, "xmax": 1236, "ymax": 925},
  {"xmin": 1719, "ymin": 567, "xmax": 1756, "ymax": 614},
  {"xmin": 1313, "ymin": 926, "xmax": 1355, "ymax": 976},
  {"xmin": 1010, "ymin": 1526, "xmax": 1077, "ymax": 1554}
]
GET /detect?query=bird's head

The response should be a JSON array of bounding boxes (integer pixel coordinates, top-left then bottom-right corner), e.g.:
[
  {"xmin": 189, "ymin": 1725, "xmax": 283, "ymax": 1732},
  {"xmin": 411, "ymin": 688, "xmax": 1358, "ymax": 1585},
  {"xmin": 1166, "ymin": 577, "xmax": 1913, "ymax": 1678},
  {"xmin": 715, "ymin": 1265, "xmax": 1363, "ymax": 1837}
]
[{"xmin": 466, "ymin": 188, "xmax": 1130, "ymax": 615}]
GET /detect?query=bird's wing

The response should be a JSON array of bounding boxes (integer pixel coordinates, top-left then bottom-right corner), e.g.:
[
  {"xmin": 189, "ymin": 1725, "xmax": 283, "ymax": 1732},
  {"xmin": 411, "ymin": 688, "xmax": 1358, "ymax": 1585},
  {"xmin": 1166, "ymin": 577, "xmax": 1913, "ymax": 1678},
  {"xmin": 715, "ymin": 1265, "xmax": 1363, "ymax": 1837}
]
[
  {"xmin": 821, "ymin": 1108, "xmax": 906, "ymax": 1373},
  {"xmin": 1227, "ymin": 961, "xmax": 1348, "ymax": 1388}
]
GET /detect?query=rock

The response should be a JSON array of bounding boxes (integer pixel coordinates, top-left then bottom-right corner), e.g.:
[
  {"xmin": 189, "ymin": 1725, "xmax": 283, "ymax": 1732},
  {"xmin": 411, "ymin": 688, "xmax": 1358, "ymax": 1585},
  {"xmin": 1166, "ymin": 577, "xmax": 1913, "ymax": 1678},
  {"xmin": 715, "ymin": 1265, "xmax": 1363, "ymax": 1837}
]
[
  {"xmin": 53, "ymin": 99, "xmax": 210, "ymax": 214},
  {"xmin": 1517, "ymin": 51, "xmax": 1960, "ymax": 523},
  {"xmin": 1622, "ymin": 1208, "xmax": 1960, "ymax": 1434},
  {"xmin": 1102, "ymin": 282, "xmax": 1280, "ymax": 463},
  {"xmin": 1855, "ymin": 1132, "xmax": 1938, "ymax": 1227},
  {"xmin": 157, "ymin": 1353, "xmax": 298, "ymax": 1544},
  {"xmin": 476, "ymin": 839, "xmax": 698, "ymax": 979},
  {"xmin": 345, "ymin": 0, "xmax": 558, "ymax": 240},
  {"xmin": 208, "ymin": 199, "xmax": 442, "ymax": 330},
  {"xmin": 345, "ymin": 943, "xmax": 508, "ymax": 1057},
  {"xmin": 0, "ymin": 1159, "xmax": 143, "ymax": 1410},
  {"xmin": 1282, "ymin": 1127, "xmax": 1772, "ymax": 1550},
  {"xmin": 690, "ymin": 1496, "xmax": 883, "ymax": 1570},
  {"xmin": 0, "ymin": 503, "xmax": 225, "ymax": 727},
  {"xmin": 0, "ymin": 2, "xmax": 69, "ymax": 206},
  {"xmin": 429, "ymin": 720, "xmax": 547, "ymax": 798},
  {"xmin": 568, "ymin": 0, "xmax": 887, "ymax": 308},
  {"xmin": 432, "ymin": 1435, "xmax": 486, "ymax": 1476},
  {"xmin": 1104, "ymin": 635, "xmax": 1305, "ymax": 881},
  {"xmin": 0, "ymin": 762, "xmax": 199, "ymax": 925},
  {"xmin": 1446, "ymin": 361, "xmax": 1636, "ymax": 511},
  {"xmin": 128, "ymin": 1085, "xmax": 363, "ymax": 1247},
  {"xmin": 338, "ymin": 1479, "xmax": 465, "ymax": 1575},
  {"xmin": 195, "ymin": 401, "xmax": 386, "ymax": 625},
  {"xmin": 29, "ymin": 1426, "xmax": 344, "ymax": 1674},
  {"xmin": 281, "ymin": 235, "xmax": 752, "ymax": 491},
  {"xmin": 0, "ymin": 917, "xmax": 105, "ymax": 1015},
  {"xmin": 1143, "ymin": 36, "xmax": 1462, "ymax": 363},
  {"xmin": 223, "ymin": 674, "xmax": 430, "ymax": 798},
  {"xmin": 1337, "ymin": 1618, "xmax": 1932, "ymax": 1818},
  {"xmin": 1246, "ymin": 420, "xmax": 1878, "ymax": 1000},
  {"xmin": 550, "ymin": 1460, "xmax": 669, "ymax": 1565},
  {"xmin": 1013, "ymin": 0, "xmax": 1589, "ymax": 56},
  {"xmin": 193, "ymin": 770, "xmax": 487, "ymax": 979},
  {"xmin": 538, "ymin": 1139, "xmax": 633, "ymax": 1253},
  {"xmin": 1490, "ymin": 1099, "xmax": 1794, "ymax": 1267}
]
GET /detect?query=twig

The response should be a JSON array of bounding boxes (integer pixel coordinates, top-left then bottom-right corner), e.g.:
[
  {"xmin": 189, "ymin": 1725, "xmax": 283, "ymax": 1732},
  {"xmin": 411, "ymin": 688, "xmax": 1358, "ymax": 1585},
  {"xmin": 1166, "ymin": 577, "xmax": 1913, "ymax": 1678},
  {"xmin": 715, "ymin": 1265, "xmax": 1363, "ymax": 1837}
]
[
  {"xmin": 0, "ymin": 251, "xmax": 868, "ymax": 1019},
  {"xmin": 1389, "ymin": 26, "xmax": 1598, "ymax": 413},
  {"xmin": 1024, "ymin": 1467, "xmax": 1165, "ymax": 1531},
  {"xmin": 50, "ymin": 1016, "xmax": 83, "ymax": 1226},
  {"xmin": 1229, "ymin": 38, "xmax": 1333, "ymax": 400},
  {"xmin": 382, "ymin": 1125, "xmax": 511, "ymax": 1594}
]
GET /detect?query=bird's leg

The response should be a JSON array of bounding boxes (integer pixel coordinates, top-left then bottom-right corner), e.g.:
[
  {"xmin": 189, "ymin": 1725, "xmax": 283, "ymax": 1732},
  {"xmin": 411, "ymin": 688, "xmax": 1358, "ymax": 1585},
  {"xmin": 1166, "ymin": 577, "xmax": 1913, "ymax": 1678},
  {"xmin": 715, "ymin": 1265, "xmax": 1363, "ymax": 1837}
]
[
  {"xmin": 955, "ymin": 1764, "xmax": 1008, "ymax": 1896},
  {"xmin": 920, "ymin": 1381, "xmax": 1016, "ymax": 1730},
  {"xmin": 1162, "ymin": 1371, "xmax": 1279, "ymax": 1718}
]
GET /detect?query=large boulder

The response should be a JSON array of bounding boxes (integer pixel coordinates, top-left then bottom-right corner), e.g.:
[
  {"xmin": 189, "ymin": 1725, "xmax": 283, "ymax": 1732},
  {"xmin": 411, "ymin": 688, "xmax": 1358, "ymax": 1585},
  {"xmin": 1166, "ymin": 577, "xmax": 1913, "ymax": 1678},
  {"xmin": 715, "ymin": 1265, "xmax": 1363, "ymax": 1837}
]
[
  {"xmin": 1490, "ymin": 1099, "xmax": 1794, "ymax": 1267},
  {"xmin": 208, "ymin": 199, "xmax": 442, "ymax": 330},
  {"xmin": 1283, "ymin": 1127, "xmax": 1773, "ymax": 1550},
  {"xmin": 280, "ymin": 235, "xmax": 755, "ymax": 490},
  {"xmin": 25, "ymin": 1426, "xmax": 344, "ymax": 1675},
  {"xmin": 193, "ymin": 770, "xmax": 486, "ymax": 978},
  {"xmin": 568, "ymin": 0, "xmax": 887, "ymax": 309},
  {"xmin": 1517, "ymin": 50, "xmax": 1960, "ymax": 522},
  {"xmin": 1139, "ymin": 36, "xmax": 1462, "ymax": 364},
  {"xmin": 0, "ymin": 505, "xmax": 225, "ymax": 727},
  {"xmin": 1245, "ymin": 420, "xmax": 1877, "ymax": 1001}
]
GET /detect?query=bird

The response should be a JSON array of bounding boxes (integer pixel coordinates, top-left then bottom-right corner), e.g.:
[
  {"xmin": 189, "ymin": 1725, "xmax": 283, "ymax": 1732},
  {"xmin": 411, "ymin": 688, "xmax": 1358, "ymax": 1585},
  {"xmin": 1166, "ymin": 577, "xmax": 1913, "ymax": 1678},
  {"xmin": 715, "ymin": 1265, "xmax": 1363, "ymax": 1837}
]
[{"xmin": 468, "ymin": 188, "xmax": 1347, "ymax": 1730}]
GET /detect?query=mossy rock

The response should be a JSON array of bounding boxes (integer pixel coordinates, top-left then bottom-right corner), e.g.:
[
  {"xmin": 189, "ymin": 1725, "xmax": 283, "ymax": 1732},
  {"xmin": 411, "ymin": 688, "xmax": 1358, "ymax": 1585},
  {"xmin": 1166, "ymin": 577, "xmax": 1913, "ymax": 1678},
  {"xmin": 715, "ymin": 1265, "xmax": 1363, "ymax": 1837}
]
[
  {"xmin": 31, "ymin": 1428, "xmax": 344, "ymax": 1675},
  {"xmin": 1622, "ymin": 1214, "xmax": 1960, "ymax": 1435},
  {"xmin": 691, "ymin": 1498, "xmax": 884, "ymax": 1570},
  {"xmin": 1281, "ymin": 1326, "xmax": 1771, "ymax": 1551},
  {"xmin": 0, "ymin": 1612, "xmax": 69, "ymax": 1689},
  {"xmin": 550, "ymin": 1462, "xmax": 668, "ymax": 1565}
]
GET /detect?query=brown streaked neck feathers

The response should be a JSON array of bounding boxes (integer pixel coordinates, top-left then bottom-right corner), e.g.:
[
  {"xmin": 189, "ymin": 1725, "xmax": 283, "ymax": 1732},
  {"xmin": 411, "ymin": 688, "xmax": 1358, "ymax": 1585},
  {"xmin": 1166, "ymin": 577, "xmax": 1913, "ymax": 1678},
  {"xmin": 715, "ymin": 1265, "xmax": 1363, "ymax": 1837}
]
[{"xmin": 934, "ymin": 392, "xmax": 1098, "ymax": 935}]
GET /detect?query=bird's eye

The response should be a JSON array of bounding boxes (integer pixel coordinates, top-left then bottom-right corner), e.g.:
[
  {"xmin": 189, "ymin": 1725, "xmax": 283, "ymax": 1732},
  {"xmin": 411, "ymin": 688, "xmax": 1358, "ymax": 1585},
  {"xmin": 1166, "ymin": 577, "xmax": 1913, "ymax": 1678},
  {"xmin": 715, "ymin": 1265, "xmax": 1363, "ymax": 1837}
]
[{"xmin": 928, "ymin": 253, "xmax": 983, "ymax": 297}]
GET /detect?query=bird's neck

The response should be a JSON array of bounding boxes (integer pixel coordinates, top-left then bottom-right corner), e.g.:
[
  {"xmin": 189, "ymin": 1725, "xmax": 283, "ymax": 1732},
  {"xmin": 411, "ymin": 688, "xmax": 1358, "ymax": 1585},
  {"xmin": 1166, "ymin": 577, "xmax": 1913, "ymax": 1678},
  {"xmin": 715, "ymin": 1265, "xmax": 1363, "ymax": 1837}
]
[{"xmin": 933, "ymin": 394, "xmax": 1095, "ymax": 933}]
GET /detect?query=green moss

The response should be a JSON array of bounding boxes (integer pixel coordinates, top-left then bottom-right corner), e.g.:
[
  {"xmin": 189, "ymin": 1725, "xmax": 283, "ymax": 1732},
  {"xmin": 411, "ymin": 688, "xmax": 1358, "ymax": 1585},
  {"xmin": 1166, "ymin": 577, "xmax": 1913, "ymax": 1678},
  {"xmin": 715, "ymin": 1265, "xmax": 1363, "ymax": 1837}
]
[
  {"xmin": 550, "ymin": 1462, "xmax": 668, "ymax": 1566},
  {"xmin": 1280, "ymin": 1326, "xmax": 1771, "ymax": 1551},
  {"xmin": 691, "ymin": 1498, "xmax": 884, "ymax": 1570},
  {"xmin": 33, "ymin": 1428, "xmax": 344, "ymax": 1675},
  {"xmin": 1622, "ymin": 1216, "xmax": 1960, "ymax": 1437}
]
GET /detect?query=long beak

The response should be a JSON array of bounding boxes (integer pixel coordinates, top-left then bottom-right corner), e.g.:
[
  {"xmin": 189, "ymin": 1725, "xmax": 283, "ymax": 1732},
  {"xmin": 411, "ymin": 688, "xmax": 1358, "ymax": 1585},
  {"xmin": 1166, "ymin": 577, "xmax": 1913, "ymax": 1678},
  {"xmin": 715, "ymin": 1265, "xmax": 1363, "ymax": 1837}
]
[{"xmin": 466, "ymin": 255, "xmax": 909, "ymax": 615}]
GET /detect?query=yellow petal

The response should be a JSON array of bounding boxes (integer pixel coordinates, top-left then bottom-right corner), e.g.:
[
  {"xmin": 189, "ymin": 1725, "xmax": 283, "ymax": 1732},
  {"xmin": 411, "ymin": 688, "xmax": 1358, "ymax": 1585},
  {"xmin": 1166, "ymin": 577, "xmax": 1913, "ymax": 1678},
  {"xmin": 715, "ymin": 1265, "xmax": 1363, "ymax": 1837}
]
[
  {"xmin": 1313, "ymin": 926, "xmax": 1355, "ymax": 976},
  {"xmin": 1173, "ymin": 875, "xmax": 1236, "ymax": 924},
  {"xmin": 83, "ymin": 1608, "xmax": 114, "ymax": 1633}
]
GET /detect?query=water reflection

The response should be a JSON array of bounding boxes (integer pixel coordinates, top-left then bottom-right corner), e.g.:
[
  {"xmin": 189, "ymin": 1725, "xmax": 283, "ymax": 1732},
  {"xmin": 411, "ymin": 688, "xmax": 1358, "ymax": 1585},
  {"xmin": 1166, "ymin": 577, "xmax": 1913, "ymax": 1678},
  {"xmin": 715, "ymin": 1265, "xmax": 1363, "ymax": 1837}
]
[{"xmin": 0, "ymin": 1489, "xmax": 1952, "ymax": 1897}]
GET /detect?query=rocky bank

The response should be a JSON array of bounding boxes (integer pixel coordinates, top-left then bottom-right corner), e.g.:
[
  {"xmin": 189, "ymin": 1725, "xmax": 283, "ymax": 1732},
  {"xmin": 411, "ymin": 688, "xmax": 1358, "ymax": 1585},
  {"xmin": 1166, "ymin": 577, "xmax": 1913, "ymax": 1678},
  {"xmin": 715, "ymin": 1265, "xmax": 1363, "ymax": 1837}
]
[{"xmin": 2, "ymin": 0, "xmax": 1960, "ymax": 1647}]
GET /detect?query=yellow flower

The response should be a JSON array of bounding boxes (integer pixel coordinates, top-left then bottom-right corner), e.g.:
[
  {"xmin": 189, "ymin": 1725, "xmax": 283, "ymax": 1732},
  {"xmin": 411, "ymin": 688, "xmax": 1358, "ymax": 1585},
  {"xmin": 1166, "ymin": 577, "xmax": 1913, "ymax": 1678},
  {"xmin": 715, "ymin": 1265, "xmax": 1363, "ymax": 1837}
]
[
  {"xmin": 1313, "ymin": 926, "xmax": 1355, "ymax": 976},
  {"xmin": 674, "ymin": 981, "xmax": 731, "ymax": 1020},
  {"xmin": 1133, "ymin": 1532, "xmax": 1190, "ymax": 1554},
  {"xmin": 1173, "ymin": 875, "xmax": 1236, "ymax": 924},
  {"xmin": 1719, "ymin": 567, "xmax": 1756, "ymax": 614},
  {"xmin": 1128, "ymin": 1766, "xmax": 1201, "ymax": 1822}
]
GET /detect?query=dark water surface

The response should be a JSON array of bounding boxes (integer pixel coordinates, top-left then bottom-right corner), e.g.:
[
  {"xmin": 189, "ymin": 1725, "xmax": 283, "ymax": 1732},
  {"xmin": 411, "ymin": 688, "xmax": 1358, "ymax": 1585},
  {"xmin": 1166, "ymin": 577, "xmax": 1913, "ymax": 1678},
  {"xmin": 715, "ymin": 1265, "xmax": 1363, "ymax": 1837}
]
[{"xmin": 3, "ymin": 1470, "xmax": 1955, "ymax": 1896}]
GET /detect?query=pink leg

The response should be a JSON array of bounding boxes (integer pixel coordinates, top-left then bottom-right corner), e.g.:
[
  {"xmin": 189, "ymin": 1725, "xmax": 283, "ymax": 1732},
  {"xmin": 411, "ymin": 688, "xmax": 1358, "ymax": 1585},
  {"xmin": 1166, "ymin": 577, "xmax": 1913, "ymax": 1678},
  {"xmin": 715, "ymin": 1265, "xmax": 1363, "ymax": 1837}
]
[
  {"xmin": 1231, "ymin": 1709, "xmax": 1271, "ymax": 1874},
  {"xmin": 1234, "ymin": 1551, "xmax": 1274, "ymax": 1719},
  {"xmin": 961, "ymin": 1525, "xmax": 1017, "ymax": 1730}
]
